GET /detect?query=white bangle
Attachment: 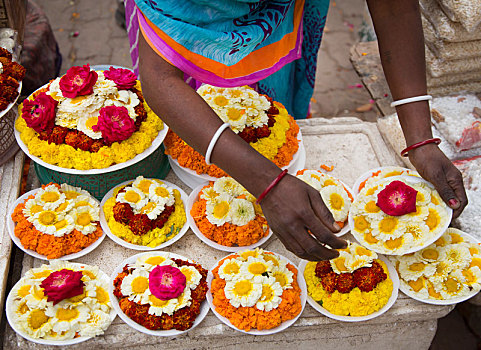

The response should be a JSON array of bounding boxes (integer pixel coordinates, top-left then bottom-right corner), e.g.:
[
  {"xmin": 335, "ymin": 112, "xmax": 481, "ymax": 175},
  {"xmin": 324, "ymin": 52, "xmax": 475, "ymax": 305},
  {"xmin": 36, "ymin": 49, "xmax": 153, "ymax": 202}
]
[
  {"xmin": 205, "ymin": 123, "xmax": 230, "ymax": 165},
  {"xmin": 390, "ymin": 95, "xmax": 432, "ymax": 107}
]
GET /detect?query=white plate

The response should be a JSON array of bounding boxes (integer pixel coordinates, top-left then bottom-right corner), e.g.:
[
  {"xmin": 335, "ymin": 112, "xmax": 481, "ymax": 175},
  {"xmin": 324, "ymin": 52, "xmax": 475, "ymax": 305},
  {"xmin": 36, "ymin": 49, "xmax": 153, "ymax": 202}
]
[
  {"xmin": 99, "ymin": 179, "xmax": 189, "ymax": 251},
  {"xmin": 186, "ymin": 183, "xmax": 273, "ymax": 252},
  {"xmin": 298, "ymin": 255, "xmax": 399, "ymax": 322},
  {"xmin": 14, "ymin": 79, "xmax": 168, "ymax": 175},
  {"xmin": 169, "ymin": 131, "xmax": 306, "ymax": 189},
  {"xmin": 6, "ymin": 262, "xmax": 116, "ymax": 346},
  {"xmin": 0, "ymin": 81, "xmax": 22, "ymax": 119},
  {"xmin": 7, "ymin": 188, "xmax": 106, "ymax": 261},
  {"xmin": 348, "ymin": 175, "xmax": 453, "ymax": 255},
  {"xmin": 352, "ymin": 166, "xmax": 419, "ymax": 198},
  {"xmin": 108, "ymin": 251, "xmax": 210, "ymax": 336},
  {"xmin": 206, "ymin": 252, "xmax": 307, "ymax": 335},
  {"xmin": 399, "ymin": 230, "xmax": 481, "ymax": 305}
]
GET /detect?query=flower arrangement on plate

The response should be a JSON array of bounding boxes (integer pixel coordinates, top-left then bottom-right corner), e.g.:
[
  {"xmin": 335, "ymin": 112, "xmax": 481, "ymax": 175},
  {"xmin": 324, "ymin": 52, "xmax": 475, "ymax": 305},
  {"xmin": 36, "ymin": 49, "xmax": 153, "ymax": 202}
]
[
  {"xmin": 208, "ymin": 248, "xmax": 305, "ymax": 333},
  {"xmin": 164, "ymin": 85, "xmax": 300, "ymax": 178},
  {"xmin": 349, "ymin": 176, "xmax": 451, "ymax": 255},
  {"xmin": 15, "ymin": 65, "xmax": 165, "ymax": 170},
  {"xmin": 0, "ymin": 47, "xmax": 25, "ymax": 114},
  {"xmin": 9, "ymin": 183, "xmax": 104, "ymax": 259},
  {"xmin": 353, "ymin": 166, "xmax": 420, "ymax": 196},
  {"xmin": 302, "ymin": 242, "xmax": 397, "ymax": 319},
  {"xmin": 6, "ymin": 260, "xmax": 114, "ymax": 345},
  {"xmin": 101, "ymin": 177, "xmax": 187, "ymax": 249},
  {"xmin": 188, "ymin": 177, "xmax": 270, "ymax": 250},
  {"xmin": 390, "ymin": 228, "xmax": 481, "ymax": 304},
  {"xmin": 296, "ymin": 169, "xmax": 353, "ymax": 235},
  {"xmin": 111, "ymin": 252, "xmax": 208, "ymax": 333}
]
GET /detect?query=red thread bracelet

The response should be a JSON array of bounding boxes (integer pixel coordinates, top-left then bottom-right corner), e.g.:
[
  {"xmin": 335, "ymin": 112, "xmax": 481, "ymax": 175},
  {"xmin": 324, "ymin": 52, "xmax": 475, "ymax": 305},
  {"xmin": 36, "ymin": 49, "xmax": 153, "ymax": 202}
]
[
  {"xmin": 256, "ymin": 169, "xmax": 288, "ymax": 204},
  {"xmin": 401, "ymin": 138, "xmax": 441, "ymax": 157}
]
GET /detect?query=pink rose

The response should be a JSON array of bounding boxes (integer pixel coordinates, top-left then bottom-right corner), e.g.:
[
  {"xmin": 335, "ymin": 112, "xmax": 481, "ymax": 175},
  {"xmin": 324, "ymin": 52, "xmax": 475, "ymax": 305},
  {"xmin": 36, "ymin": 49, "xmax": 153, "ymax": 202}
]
[
  {"xmin": 377, "ymin": 180, "xmax": 418, "ymax": 216},
  {"xmin": 104, "ymin": 66, "xmax": 137, "ymax": 90},
  {"xmin": 40, "ymin": 269, "xmax": 85, "ymax": 305},
  {"xmin": 21, "ymin": 92, "xmax": 58, "ymax": 133},
  {"xmin": 92, "ymin": 105, "xmax": 136, "ymax": 143},
  {"xmin": 59, "ymin": 64, "xmax": 98, "ymax": 98},
  {"xmin": 149, "ymin": 265, "xmax": 186, "ymax": 300}
]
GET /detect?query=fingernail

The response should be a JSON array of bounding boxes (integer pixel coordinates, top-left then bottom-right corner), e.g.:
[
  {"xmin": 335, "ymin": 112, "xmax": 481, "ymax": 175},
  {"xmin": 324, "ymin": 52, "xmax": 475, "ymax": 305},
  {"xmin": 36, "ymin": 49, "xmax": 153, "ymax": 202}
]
[
  {"xmin": 333, "ymin": 223, "xmax": 341, "ymax": 231},
  {"xmin": 449, "ymin": 199, "xmax": 458, "ymax": 207}
]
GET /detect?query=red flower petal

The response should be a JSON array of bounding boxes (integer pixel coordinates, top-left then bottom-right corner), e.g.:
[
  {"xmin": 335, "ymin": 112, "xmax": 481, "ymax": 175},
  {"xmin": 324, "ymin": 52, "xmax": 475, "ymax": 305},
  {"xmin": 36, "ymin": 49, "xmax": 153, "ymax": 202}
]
[
  {"xmin": 40, "ymin": 269, "xmax": 85, "ymax": 305},
  {"xmin": 376, "ymin": 180, "xmax": 417, "ymax": 216},
  {"xmin": 149, "ymin": 265, "xmax": 186, "ymax": 301}
]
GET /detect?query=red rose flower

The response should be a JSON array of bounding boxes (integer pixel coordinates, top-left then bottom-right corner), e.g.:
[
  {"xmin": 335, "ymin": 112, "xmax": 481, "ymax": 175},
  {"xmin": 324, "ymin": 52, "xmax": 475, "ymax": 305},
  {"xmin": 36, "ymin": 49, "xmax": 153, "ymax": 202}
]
[
  {"xmin": 104, "ymin": 66, "xmax": 137, "ymax": 90},
  {"xmin": 21, "ymin": 92, "xmax": 58, "ymax": 133},
  {"xmin": 40, "ymin": 269, "xmax": 85, "ymax": 305},
  {"xmin": 92, "ymin": 105, "xmax": 136, "ymax": 143},
  {"xmin": 376, "ymin": 180, "xmax": 418, "ymax": 216},
  {"xmin": 59, "ymin": 64, "xmax": 98, "ymax": 98},
  {"xmin": 149, "ymin": 265, "xmax": 186, "ymax": 300}
]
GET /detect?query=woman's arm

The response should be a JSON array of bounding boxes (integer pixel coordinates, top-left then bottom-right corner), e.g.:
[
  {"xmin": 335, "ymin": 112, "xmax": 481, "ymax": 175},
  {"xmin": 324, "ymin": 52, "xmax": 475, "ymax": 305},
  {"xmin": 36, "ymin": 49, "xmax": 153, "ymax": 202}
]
[
  {"xmin": 138, "ymin": 33, "xmax": 347, "ymax": 260},
  {"xmin": 367, "ymin": 0, "xmax": 467, "ymax": 217}
]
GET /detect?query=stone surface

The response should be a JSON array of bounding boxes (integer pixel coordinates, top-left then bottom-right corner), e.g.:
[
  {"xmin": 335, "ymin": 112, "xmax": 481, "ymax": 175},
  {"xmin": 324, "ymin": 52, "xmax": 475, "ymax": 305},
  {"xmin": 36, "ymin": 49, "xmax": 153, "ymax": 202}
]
[
  {"xmin": 426, "ymin": 47, "xmax": 481, "ymax": 78},
  {"xmin": 4, "ymin": 118, "xmax": 453, "ymax": 350},
  {"xmin": 437, "ymin": 0, "xmax": 481, "ymax": 34}
]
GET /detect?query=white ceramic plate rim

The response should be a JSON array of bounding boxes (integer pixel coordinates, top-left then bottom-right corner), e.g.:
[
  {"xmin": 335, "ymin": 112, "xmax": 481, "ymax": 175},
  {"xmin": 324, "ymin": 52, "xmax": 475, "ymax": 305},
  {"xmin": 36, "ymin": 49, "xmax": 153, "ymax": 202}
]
[
  {"xmin": 348, "ymin": 175, "xmax": 453, "ymax": 255},
  {"xmin": 298, "ymin": 255, "xmax": 399, "ymax": 322},
  {"xmin": 108, "ymin": 251, "xmax": 210, "ymax": 336},
  {"xmin": 6, "ymin": 262, "xmax": 116, "ymax": 346},
  {"xmin": 7, "ymin": 188, "xmax": 106, "ymax": 261},
  {"xmin": 186, "ymin": 183, "xmax": 273, "ymax": 252},
  {"xmin": 99, "ymin": 179, "xmax": 189, "ymax": 251},
  {"xmin": 14, "ymin": 79, "xmax": 168, "ymax": 175},
  {"xmin": 0, "ymin": 81, "xmax": 22, "ymax": 120},
  {"xmin": 206, "ymin": 252, "xmax": 307, "ymax": 335},
  {"xmin": 399, "ymin": 230, "xmax": 481, "ymax": 305}
]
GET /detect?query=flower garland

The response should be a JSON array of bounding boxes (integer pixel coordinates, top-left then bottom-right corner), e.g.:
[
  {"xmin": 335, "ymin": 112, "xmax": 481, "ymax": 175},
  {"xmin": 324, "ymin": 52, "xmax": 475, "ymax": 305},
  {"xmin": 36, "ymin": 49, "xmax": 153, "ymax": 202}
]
[
  {"xmin": 15, "ymin": 65, "xmax": 164, "ymax": 170},
  {"xmin": 304, "ymin": 242, "xmax": 393, "ymax": 317},
  {"xmin": 351, "ymin": 177, "xmax": 450, "ymax": 254},
  {"xmin": 11, "ymin": 183, "xmax": 103, "ymax": 259},
  {"xmin": 164, "ymin": 85, "xmax": 299, "ymax": 178},
  {"xmin": 112, "ymin": 253, "xmax": 208, "ymax": 331},
  {"xmin": 103, "ymin": 176, "xmax": 186, "ymax": 247},
  {"xmin": 211, "ymin": 248, "xmax": 302, "ymax": 331},
  {"xmin": 0, "ymin": 47, "xmax": 25, "ymax": 111},
  {"xmin": 357, "ymin": 166, "xmax": 420, "ymax": 193},
  {"xmin": 190, "ymin": 177, "xmax": 269, "ymax": 247},
  {"xmin": 9, "ymin": 260, "xmax": 113, "ymax": 340},
  {"xmin": 296, "ymin": 169, "xmax": 353, "ymax": 228},
  {"xmin": 390, "ymin": 228, "xmax": 481, "ymax": 300}
]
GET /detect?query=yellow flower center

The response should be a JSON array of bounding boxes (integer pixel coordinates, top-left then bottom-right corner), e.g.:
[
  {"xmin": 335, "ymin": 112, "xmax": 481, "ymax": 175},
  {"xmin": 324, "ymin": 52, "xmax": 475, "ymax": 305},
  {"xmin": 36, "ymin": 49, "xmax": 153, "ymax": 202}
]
[
  {"xmin": 41, "ymin": 191, "xmax": 60, "ymax": 203},
  {"xmin": 85, "ymin": 116, "xmax": 98, "ymax": 131},
  {"xmin": 436, "ymin": 262, "xmax": 450, "ymax": 275},
  {"xmin": 76, "ymin": 212, "xmax": 92, "ymax": 226},
  {"xmin": 259, "ymin": 284, "xmax": 274, "ymax": 301},
  {"xmin": 82, "ymin": 271, "xmax": 96, "ymax": 280},
  {"xmin": 223, "ymin": 262, "xmax": 240, "ymax": 275},
  {"xmin": 145, "ymin": 256, "xmax": 166, "ymax": 265},
  {"xmin": 214, "ymin": 95, "xmax": 228, "ymax": 107},
  {"xmin": 449, "ymin": 233, "xmax": 463, "ymax": 244},
  {"xmin": 182, "ymin": 268, "xmax": 193, "ymax": 283},
  {"xmin": 141, "ymin": 202, "xmax": 156, "ymax": 214},
  {"xmin": 334, "ymin": 257, "xmax": 348, "ymax": 272},
  {"xmin": 385, "ymin": 171, "xmax": 402, "ymax": 177},
  {"xmin": 70, "ymin": 95, "xmax": 87, "ymax": 104},
  {"xmin": 422, "ymin": 249, "xmax": 439, "ymax": 260},
  {"xmin": 57, "ymin": 308, "xmax": 79, "ymax": 321},
  {"xmin": 408, "ymin": 277, "xmax": 425, "ymax": 292},
  {"xmin": 29, "ymin": 309, "xmax": 49, "ymax": 329},
  {"xmin": 18, "ymin": 285, "xmax": 31, "ymax": 298},
  {"xmin": 385, "ymin": 237, "xmax": 403, "ymax": 250},
  {"xmin": 213, "ymin": 202, "xmax": 230, "ymax": 219},
  {"xmin": 409, "ymin": 262, "xmax": 426, "ymax": 272},
  {"xmin": 416, "ymin": 192, "xmax": 425, "ymax": 203},
  {"xmin": 138, "ymin": 180, "xmax": 153, "ymax": 194},
  {"xmin": 354, "ymin": 216, "xmax": 370, "ymax": 231},
  {"xmin": 226, "ymin": 107, "xmax": 244, "ymax": 121},
  {"xmin": 431, "ymin": 195, "xmax": 440, "ymax": 205},
  {"xmin": 64, "ymin": 191, "xmax": 79, "ymax": 200},
  {"xmin": 323, "ymin": 179, "xmax": 335, "ymax": 186},
  {"xmin": 55, "ymin": 202, "xmax": 69, "ymax": 212},
  {"xmin": 132, "ymin": 276, "xmax": 149, "ymax": 294},
  {"xmin": 425, "ymin": 209, "xmax": 440, "ymax": 231},
  {"xmin": 240, "ymin": 251, "xmax": 257, "ymax": 260},
  {"xmin": 366, "ymin": 186, "xmax": 378, "ymax": 196},
  {"xmin": 263, "ymin": 254, "xmax": 279, "ymax": 266},
  {"xmin": 469, "ymin": 247, "xmax": 480, "ymax": 256},
  {"xmin": 248, "ymin": 262, "xmax": 267, "ymax": 275},
  {"xmin": 233, "ymin": 280, "xmax": 253, "ymax": 296},
  {"xmin": 364, "ymin": 232, "xmax": 379, "ymax": 244},
  {"xmin": 427, "ymin": 282, "xmax": 442, "ymax": 299},
  {"xmin": 470, "ymin": 258, "xmax": 481, "ymax": 270},
  {"xmin": 75, "ymin": 201, "xmax": 90, "ymax": 208},
  {"xmin": 29, "ymin": 204, "xmax": 44, "ymax": 215},
  {"xmin": 365, "ymin": 201, "xmax": 380, "ymax": 213},
  {"xmin": 355, "ymin": 246, "xmax": 372, "ymax": 256},
  {"xmin": 434, "ymin": 237, "xmax": 446, "ymax": 247},
  {"xmin": 38, "ymin": 211, "xmax": 57, "ymax": 225},
  {"xmin": 149, "ymin": 294, "xmax": 169, "ymax": 307},
  {"xmin": 55, "ymin": 219, "xmax": 69, "ymax": 230},
  {"xmin": 379, "ymin": 217, "xmax": 398, "ymax": 234},
  {"xmin": 230, "ymin": 90, "xmax": 242, "ymax": 98},
  {"xmin": 96, "ymin": 287, "xmax": 109, "ymax": 304},
  {"xmin": 329, "ymin": 193, "xmax": 344, "ymax": 210},
  {"xmin": 19, "ymin": 302, "xmax": 29, "ymax": 314},
  {"xmin": 272, "ymin": 272, "xmax": 287, "ymax": 287},
  {"xmin": 33, "ymin": 270, "xmax": 52, "ymax": 279},
  {"xmin": 155, "ymin": 187, "xmax": 169, "ymax": 198},
  {"xmin": 125, "ymin": 190, "xmax": 141, "ymax": 203},
  {"xmin": 444, "ymin": 277, "xmax": 461, "ymax": 293}
]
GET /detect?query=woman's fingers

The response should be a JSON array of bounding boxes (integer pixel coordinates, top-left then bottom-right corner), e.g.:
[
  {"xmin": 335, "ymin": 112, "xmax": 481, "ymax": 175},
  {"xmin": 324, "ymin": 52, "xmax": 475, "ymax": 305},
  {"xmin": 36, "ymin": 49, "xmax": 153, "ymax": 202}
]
[{"xmin": 445, "ymin": 166, "xmax": 468, "ymax": 218}]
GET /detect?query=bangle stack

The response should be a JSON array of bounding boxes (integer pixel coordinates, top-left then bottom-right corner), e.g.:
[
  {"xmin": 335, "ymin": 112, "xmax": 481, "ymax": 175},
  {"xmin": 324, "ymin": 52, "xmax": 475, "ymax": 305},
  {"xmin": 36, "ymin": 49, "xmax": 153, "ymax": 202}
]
[
  {"xmin": 205, "ymin": 123, "xmax": 230, "ymax": 165},
  {"xmin": 401, "ymin": 138, "xmax": 442, "ymax": 157},
  {"xmin": 256, "ymin": 169, "xmax": 288, "ymax": 204}
]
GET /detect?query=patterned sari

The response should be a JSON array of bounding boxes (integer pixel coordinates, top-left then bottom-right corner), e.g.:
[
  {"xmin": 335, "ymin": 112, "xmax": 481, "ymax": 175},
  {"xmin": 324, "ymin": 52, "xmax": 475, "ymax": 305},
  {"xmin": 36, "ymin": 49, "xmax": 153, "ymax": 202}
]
[{"xmin": 125, "ymin": 0, "xmax": 330, "ymax": 119}]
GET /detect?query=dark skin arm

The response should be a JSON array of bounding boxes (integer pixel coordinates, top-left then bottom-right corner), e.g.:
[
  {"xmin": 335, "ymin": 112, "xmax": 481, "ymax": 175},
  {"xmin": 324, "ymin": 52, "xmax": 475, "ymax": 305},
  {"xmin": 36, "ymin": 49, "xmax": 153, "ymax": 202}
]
[
  {"xmin": 367, "ymin": 0, "xmax": 467, "ymax": 217},
  {"xmin": 138, "ymin": 33, "xmax": 346, "ymax": 261}
]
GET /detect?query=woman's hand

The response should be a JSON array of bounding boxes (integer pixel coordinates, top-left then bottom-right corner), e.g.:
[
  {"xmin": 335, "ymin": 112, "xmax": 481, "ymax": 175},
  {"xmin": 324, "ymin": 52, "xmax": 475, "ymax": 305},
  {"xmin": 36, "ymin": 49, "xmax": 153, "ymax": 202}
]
[
  {"xmin": 260, "ymin": 174, "xmax": 347, "ymax": 261},
  {"xmin": 408, "ymin": 144, "xmax": 467, "ymax": 218}
]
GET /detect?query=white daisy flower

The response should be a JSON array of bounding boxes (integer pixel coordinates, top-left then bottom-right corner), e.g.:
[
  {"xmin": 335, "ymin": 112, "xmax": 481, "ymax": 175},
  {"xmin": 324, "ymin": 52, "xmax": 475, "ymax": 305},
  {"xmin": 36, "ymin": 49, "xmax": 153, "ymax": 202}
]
[
  {"xmin": 206, "ymin": 193, "xmax": 232, "ymax": 226},
  {"xmin": 120, "ymin": 268, "xmax": 151, "ymax": 303},
  {"xmin": 79, "ymin": 309, "xmax": 111, "ymax": 337},
  {"xmin": 71, "ymin": 206, "xmax": 99, "ymax": 235},
  {"xmin": 23, "ymin": 198, "xmax": 45, "ymax": 219},
  {"xmin": 34, "ymin": 185, "xmax": 66, "ymax": 211},
  {"xmin": 229, "ymin": 198, "xmax": 255, "ymax": 226},
  {"xmin": 147, "ymin": 294, "xmax": 178, "ymax": 316},
  {"xmin": 60, "ymin": 184, "xmax": 90, "ymax": 200},
  {"xmin": 116, "ymin": 186, "xmax": 147, "ymax": 211},
  {"xmin": 213, "ymin": 177, "xmax": 244, "ymax": 197},
  {"xmin": 255, "ymin": 276, "xmax": 283, "ymax": 312},
  {"xmin": 224, "ymin": 277, "xmax": 263, "ymax": 308},
  {"xmin": 179, "ymin": 265, "xmax": 203, "ymax": 290},
  {"xmin": 148, "ymin": 183, "xmax": 175, "ymax": 207},
  {"xmin": 320, "ymin": 185, "xmax": 350, "ymax": 222},
  {"xmin": 45, "ymin": 304, "xmax": 90, "ymax": 334},
  {"xmin": 77, "ymin": 115, "xmax": 102, "ymax": 139},
  {"xmin": 132, "ymin": 176, "xmax": 155, "ymax": 195},
  {"xmin": 174, "ymin": 286, "xmax": 192, "ymax": 311}
]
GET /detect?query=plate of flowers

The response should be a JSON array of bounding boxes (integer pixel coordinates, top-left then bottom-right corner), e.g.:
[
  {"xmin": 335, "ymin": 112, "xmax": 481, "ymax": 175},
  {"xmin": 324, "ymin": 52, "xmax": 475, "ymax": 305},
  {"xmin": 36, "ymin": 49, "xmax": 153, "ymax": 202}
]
[
  {"xmin": 352, "ymin": 166, "xmax": 420, "ymax": 198},
  {"xmin": 165, "ymin": 84, "xmax": 305, "ymax": 189},
  {"xmin": 8, "ymin": 183, "xmax": 105, "ymax": 260},
  {"xmin": 207, "ymin": 248, "xmax": 306, "ymax": 335},
  {"xmin": 391, "ymin": 228, "xmax": 481, "ymax": 305},
  {"xmin": 300, "ymin": 242, "xmax": 399, "ymax": 322},
  {"xmin": 14, "ymin": 65, "xmax": 168, "ymax": 174},
  {"xmin": 109, "ymin": 252, "xmax": 209, "ymax": 336},
  {"xmin": 100, "ymin": 177, "xmax": 189, "ymax": 250},
  {"xmin": 6, "ymin": 260, "xmax": 116, "ymax": 346},
  {"xmin": 187, "ymin": 177, "xmax": 272, "ymax": 252},
  {"xmin": 295, "ymin": 169, "xmax": 354, "ymax": 236},
  {"xmin": 349, "ymin": 175, "xmax": 452, "ymax": 255}
]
